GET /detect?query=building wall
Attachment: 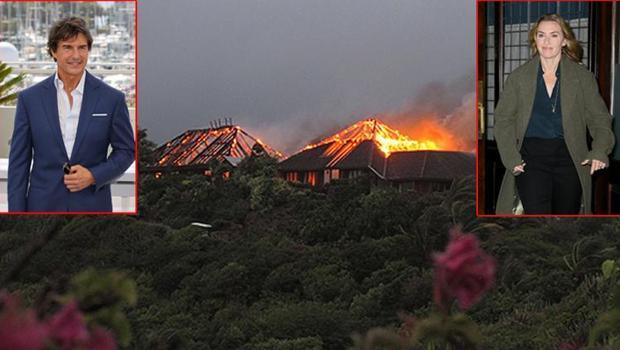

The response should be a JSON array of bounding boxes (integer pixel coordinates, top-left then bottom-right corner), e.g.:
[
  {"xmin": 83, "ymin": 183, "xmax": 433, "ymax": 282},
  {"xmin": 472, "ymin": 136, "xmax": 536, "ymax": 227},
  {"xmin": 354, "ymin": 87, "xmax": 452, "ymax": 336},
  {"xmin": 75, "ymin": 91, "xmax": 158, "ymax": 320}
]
[
  {"xmin": 281, "ymin": 168, "xmax": 454, "ymax": 195},
  {"xmin": 0, "ymin": 159, "xmax": 136, "ymax": 212}
]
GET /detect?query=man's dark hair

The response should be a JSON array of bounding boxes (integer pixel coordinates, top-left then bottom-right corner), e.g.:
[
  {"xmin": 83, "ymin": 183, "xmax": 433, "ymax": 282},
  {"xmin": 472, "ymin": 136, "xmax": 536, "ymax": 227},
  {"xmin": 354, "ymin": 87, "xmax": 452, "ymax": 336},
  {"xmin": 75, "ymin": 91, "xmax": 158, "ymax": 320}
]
[{"xmin": 47, "ymin": 17, "xmax": 93, "ymax": 61}]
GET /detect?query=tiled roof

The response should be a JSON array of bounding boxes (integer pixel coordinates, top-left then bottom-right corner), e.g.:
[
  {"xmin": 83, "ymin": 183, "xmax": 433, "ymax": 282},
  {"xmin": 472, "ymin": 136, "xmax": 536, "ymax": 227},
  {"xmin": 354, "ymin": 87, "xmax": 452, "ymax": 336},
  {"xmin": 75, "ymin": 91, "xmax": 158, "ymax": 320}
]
[
  {"xmin": 278, "ymin": 140, "xmax": 388, "ymax": 172},
  {"xmin": 277, "ymin": 143, "xmax": 334, "ymax": 171},
  {"xmin": 385, "ymin": 151, "xmax": 475, "ymax": 181},
  {"xmin": 279, "ymin": 143, "xmax": 474, "ymax": 182}
]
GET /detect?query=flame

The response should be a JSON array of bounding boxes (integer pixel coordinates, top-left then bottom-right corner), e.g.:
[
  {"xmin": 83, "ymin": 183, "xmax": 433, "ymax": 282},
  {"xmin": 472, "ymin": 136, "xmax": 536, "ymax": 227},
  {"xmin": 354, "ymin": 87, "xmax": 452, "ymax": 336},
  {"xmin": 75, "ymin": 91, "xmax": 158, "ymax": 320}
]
[
  {"xmin": 396, "ymin": 118, "xmax": 465, "ymax": 152},
  {"xmin": 303, "ymin": 118, "xmax": 447, "ymax": 162}
]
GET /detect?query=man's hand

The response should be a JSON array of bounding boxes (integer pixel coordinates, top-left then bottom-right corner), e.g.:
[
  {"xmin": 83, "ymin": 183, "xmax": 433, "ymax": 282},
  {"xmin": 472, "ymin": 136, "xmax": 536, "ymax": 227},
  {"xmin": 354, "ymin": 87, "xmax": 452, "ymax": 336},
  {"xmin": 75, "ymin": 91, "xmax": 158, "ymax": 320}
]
[
  {"xmin": 64, "ymin": 164, "xmax": 96, "ymax": 192},
  {"xmin": 581, "ymin": 159, "xmax": 607, "ymax": 175}
]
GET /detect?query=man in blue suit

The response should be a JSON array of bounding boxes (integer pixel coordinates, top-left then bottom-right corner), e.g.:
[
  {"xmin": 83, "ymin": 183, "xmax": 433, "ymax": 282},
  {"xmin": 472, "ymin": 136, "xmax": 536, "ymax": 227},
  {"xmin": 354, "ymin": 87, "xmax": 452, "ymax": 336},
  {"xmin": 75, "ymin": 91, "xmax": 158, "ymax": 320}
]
[{"xmin": 8, "ymin": 17, "xmax": 135, "ymax": 212}]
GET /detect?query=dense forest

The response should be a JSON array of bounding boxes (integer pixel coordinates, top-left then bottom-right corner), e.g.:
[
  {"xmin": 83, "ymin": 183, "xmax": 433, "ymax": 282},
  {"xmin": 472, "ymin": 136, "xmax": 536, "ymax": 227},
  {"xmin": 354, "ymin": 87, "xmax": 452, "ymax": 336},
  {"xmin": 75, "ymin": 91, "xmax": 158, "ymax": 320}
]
[{"xmin": 1, "ymin": 132, "xmax": 620, "ymax": 349}]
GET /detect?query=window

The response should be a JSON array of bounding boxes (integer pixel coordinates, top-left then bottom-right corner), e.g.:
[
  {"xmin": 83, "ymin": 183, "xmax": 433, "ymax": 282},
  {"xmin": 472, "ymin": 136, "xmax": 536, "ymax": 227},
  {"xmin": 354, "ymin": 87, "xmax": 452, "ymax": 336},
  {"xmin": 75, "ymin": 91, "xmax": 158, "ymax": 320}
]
[
  {"xmin": 323, "ymin": 169, "xmax": 340, "ymax": 184},
  {"xmin": 285, "ymin": 172, "xmax": 299, "ymax": 182},
  {"xmin": 306, "ymin": 172, "xmax": 317, "ymax": 186},
  {"xmin": 347, "ymin": 169, "xmax": 364, "ymax": 179},
  {"xmin": 431, "ymin": 182, "xmax": 450, "ymax": 192}
]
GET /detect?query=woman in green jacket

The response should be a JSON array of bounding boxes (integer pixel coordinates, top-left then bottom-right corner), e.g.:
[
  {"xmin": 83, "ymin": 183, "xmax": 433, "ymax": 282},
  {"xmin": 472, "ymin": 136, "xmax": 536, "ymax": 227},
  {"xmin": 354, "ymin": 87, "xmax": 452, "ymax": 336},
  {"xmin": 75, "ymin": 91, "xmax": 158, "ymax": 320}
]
[{"xmin": 495, "ymin": 14, "xmax": 615, "ymax": 215}]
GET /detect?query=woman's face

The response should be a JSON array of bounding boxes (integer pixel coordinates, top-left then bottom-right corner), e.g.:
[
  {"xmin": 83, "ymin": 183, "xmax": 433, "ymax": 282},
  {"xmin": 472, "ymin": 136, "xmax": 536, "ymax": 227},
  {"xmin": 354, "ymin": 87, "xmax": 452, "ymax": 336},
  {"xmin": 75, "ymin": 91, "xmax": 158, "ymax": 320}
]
[{"xmin": 535, "ymin": 20, "xmax": 567, "ymax": 59}]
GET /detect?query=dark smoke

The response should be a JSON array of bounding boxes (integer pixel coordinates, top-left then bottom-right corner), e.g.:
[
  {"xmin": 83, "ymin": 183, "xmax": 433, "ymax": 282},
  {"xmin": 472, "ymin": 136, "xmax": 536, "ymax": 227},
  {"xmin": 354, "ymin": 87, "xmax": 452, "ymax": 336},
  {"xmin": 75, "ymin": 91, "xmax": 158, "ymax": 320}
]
[
  {"xmin": 250, "ymin": 72, "xmax": 475, "ymax": 156},
  {"xmin": 384, "ymin": 72, "xmax": 476, "ymax": 152}
]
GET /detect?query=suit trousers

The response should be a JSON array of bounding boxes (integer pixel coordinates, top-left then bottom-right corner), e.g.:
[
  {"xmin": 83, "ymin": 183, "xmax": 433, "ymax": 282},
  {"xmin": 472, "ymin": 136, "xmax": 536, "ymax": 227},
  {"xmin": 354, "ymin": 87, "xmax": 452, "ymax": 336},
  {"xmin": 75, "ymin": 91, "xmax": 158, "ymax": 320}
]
[{"xmin": 516, "ymin": 137, "xmax": 581, "ymax": 214}]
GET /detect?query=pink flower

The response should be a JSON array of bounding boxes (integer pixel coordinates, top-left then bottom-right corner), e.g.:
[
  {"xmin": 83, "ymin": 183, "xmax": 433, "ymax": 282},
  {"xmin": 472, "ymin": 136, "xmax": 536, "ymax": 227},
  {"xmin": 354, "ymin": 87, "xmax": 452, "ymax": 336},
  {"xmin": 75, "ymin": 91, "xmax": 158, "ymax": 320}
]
[
  {"xmin": 433, "ymin": 226, "xmax": 496, "ymax": 311},
  {"xmin": 47, "ymin": 300, "xmax": 89, "ymax": 348},
  {"xmin": 0, "ymin": 292, "xmax": 48, "ymax": 350},
  {"xmin": 86, "ymin": 327, "xmax": 117, "ymax": 350},
  {"xmin": 0, "ymin": 292, "xmax": 118, "ymax": 350}
]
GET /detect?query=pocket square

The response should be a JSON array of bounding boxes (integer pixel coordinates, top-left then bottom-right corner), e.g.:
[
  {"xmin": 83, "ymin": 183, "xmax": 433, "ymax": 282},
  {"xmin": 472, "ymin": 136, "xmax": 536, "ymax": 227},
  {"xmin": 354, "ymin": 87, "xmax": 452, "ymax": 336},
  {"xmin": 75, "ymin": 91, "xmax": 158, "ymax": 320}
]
[{"xmin": 92, "ymin": 113, "xmax": 108, "ymax": 117}]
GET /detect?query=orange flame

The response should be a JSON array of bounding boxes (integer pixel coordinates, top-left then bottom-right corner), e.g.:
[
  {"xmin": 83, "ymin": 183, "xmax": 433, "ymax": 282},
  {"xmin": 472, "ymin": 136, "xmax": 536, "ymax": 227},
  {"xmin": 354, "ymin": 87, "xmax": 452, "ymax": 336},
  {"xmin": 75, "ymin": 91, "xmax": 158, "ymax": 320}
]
[
  {"xmin": 397, "ymin": 118, "xmax": 466, "ymax": 152},
  {"xmin": 303, "ymin": 118, "xmax": 448, "ymax": 161}
]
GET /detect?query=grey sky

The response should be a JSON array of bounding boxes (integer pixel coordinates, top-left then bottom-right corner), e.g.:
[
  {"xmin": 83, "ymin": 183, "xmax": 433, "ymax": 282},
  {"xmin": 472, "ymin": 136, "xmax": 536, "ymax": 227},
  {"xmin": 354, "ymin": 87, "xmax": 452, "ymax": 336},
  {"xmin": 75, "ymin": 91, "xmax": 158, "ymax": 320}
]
[{"xmin": 138, "ymin": 0, "xmax": 475, "ymax": 154}]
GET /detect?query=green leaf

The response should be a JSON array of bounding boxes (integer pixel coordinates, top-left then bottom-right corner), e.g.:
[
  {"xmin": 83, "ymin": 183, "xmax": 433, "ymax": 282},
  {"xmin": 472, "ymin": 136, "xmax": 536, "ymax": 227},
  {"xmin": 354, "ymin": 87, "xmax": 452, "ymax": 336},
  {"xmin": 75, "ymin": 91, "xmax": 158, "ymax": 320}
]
[
  {"xmin": 589, "ymin": 309, "xmax": 620, "ymax": 346},
  {"xmin": 611, "ymin": 283, "xmax": 620, "ymax": 310},
  {"xmin": 449, "ymin": 313, "xmax": 483, "ymax": 344},
  {"xmin": 89, "ymin": 306, "xmax": 132, "ymax": 347},
  {"xmin": 116, "ymin": 278, "xmax": 138, "ymax": 306},
  {"xmin": 602, "ymin": 260, "xmax": 616, "ymax": 279},
  {"xmin": 413, "ymin": 313, "xmax": 482, "ymax": 349},
  {"xmin": 67, "ymin": 268, "xmax": 137, "ymax": 346},
  {"xmin": 351, "ymin": 328, "xmax": 407, "ymax": 350}
]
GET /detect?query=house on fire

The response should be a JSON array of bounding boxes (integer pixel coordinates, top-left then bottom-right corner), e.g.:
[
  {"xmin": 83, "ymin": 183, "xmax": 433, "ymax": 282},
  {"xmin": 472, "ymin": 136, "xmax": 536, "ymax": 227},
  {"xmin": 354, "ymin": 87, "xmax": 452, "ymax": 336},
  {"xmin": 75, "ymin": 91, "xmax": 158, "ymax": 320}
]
[
  {"xmin": 277, "ymin": 118, "xmax": 474, "ymax": 192},
  {"xmin": 144, "ymin": 119, "xmax": 282, "ymax": 176}
]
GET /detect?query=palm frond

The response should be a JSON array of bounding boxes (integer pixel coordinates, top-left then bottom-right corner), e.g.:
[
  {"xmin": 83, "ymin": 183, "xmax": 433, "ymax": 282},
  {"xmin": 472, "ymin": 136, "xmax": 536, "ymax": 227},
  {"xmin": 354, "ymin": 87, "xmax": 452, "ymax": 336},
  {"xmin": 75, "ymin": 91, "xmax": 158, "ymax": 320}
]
[
  {"xmin": 0, "ymin": 92, "xmax": 18, "ymax": 105},
  {"xmin": 0, "ymin": 60, "xmax": 25, "ymax": 105},
  {"xmin": 0, "ymin": 73, "xmax": 25, "ymax": 96}
]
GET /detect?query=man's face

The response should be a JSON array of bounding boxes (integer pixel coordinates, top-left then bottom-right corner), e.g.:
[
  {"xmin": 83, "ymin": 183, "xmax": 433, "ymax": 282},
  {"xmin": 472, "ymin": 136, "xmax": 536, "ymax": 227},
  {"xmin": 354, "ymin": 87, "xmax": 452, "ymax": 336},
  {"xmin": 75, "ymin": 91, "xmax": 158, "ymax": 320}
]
[{"xmin": 52, "ymin": 33, "xmax": 89, "ymax": 79}]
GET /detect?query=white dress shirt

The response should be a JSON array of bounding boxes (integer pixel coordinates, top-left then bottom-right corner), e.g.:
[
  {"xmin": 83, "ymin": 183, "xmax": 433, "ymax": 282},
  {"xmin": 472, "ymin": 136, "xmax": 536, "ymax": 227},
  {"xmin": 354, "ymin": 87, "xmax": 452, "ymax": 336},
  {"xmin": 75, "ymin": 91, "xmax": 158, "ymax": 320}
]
[{"xmin": 54, "ymin": 71, "xmax": 86, "ymax": 159}]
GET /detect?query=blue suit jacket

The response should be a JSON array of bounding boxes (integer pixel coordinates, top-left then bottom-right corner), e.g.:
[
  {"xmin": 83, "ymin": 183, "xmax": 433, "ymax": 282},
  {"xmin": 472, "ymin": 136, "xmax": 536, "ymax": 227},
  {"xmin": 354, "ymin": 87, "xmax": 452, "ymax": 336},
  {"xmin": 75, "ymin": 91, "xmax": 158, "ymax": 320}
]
[{"xmin": 8, "ymin": 71, "xmax": 135, "ymax": 212}]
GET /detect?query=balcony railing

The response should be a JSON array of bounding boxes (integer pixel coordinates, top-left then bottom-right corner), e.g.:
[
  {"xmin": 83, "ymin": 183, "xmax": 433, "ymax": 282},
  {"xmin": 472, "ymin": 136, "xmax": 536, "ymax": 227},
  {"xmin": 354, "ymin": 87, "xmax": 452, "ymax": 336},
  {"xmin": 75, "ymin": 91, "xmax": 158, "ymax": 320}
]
[
  {"xmin": 4, "ymin": 61, "xmax": 135, "ymax": 75},
  {"xmin": 0, "ymin": 159, "xmax": 136, "ymax": 213}
]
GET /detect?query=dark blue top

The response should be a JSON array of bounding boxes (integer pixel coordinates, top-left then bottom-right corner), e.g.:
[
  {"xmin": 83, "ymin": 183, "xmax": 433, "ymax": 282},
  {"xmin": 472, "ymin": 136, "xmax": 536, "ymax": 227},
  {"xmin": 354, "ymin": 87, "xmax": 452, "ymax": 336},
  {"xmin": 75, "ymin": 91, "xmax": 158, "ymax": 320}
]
[{"xmin": 524, "ymin": 64, "xmax": 563, "ymax": 139}]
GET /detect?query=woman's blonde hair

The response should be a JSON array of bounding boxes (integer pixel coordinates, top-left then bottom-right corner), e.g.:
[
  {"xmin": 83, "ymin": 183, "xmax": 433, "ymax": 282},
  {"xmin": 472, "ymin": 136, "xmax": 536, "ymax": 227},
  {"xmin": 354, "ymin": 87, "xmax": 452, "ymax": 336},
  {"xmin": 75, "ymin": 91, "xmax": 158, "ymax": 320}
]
[{"xmin": 528, "ymin": 14, "xmax": 583, "ymax": 63}]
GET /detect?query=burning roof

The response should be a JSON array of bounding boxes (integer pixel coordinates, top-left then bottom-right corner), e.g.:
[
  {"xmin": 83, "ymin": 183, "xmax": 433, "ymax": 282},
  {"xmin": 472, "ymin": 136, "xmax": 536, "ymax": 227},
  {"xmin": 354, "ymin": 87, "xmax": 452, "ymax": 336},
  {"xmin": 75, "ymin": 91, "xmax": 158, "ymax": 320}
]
[
  {"xmin": 148, "ymin": 124, "xmax": 282, "ymax": 172},
  {"xmin": 303, "ymin": 118, "xmax": 440, "ymax": 160},
  {"xmin": 279, "ymin": 117, "xmax": 474, "ymax": 182}
]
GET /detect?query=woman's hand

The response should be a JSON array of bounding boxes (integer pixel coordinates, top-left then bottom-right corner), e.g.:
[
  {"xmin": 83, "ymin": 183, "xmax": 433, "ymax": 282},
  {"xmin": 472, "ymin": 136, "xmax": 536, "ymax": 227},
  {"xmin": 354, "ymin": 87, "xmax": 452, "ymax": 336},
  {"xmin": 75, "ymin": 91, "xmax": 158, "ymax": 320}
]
[
  {"xmin": 581, "ymin": 159, "xmax": 607, "ymax": 175},
  {"xmin": 512, "ymin": 162, "xmax": 526, "ymax": 175}
]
